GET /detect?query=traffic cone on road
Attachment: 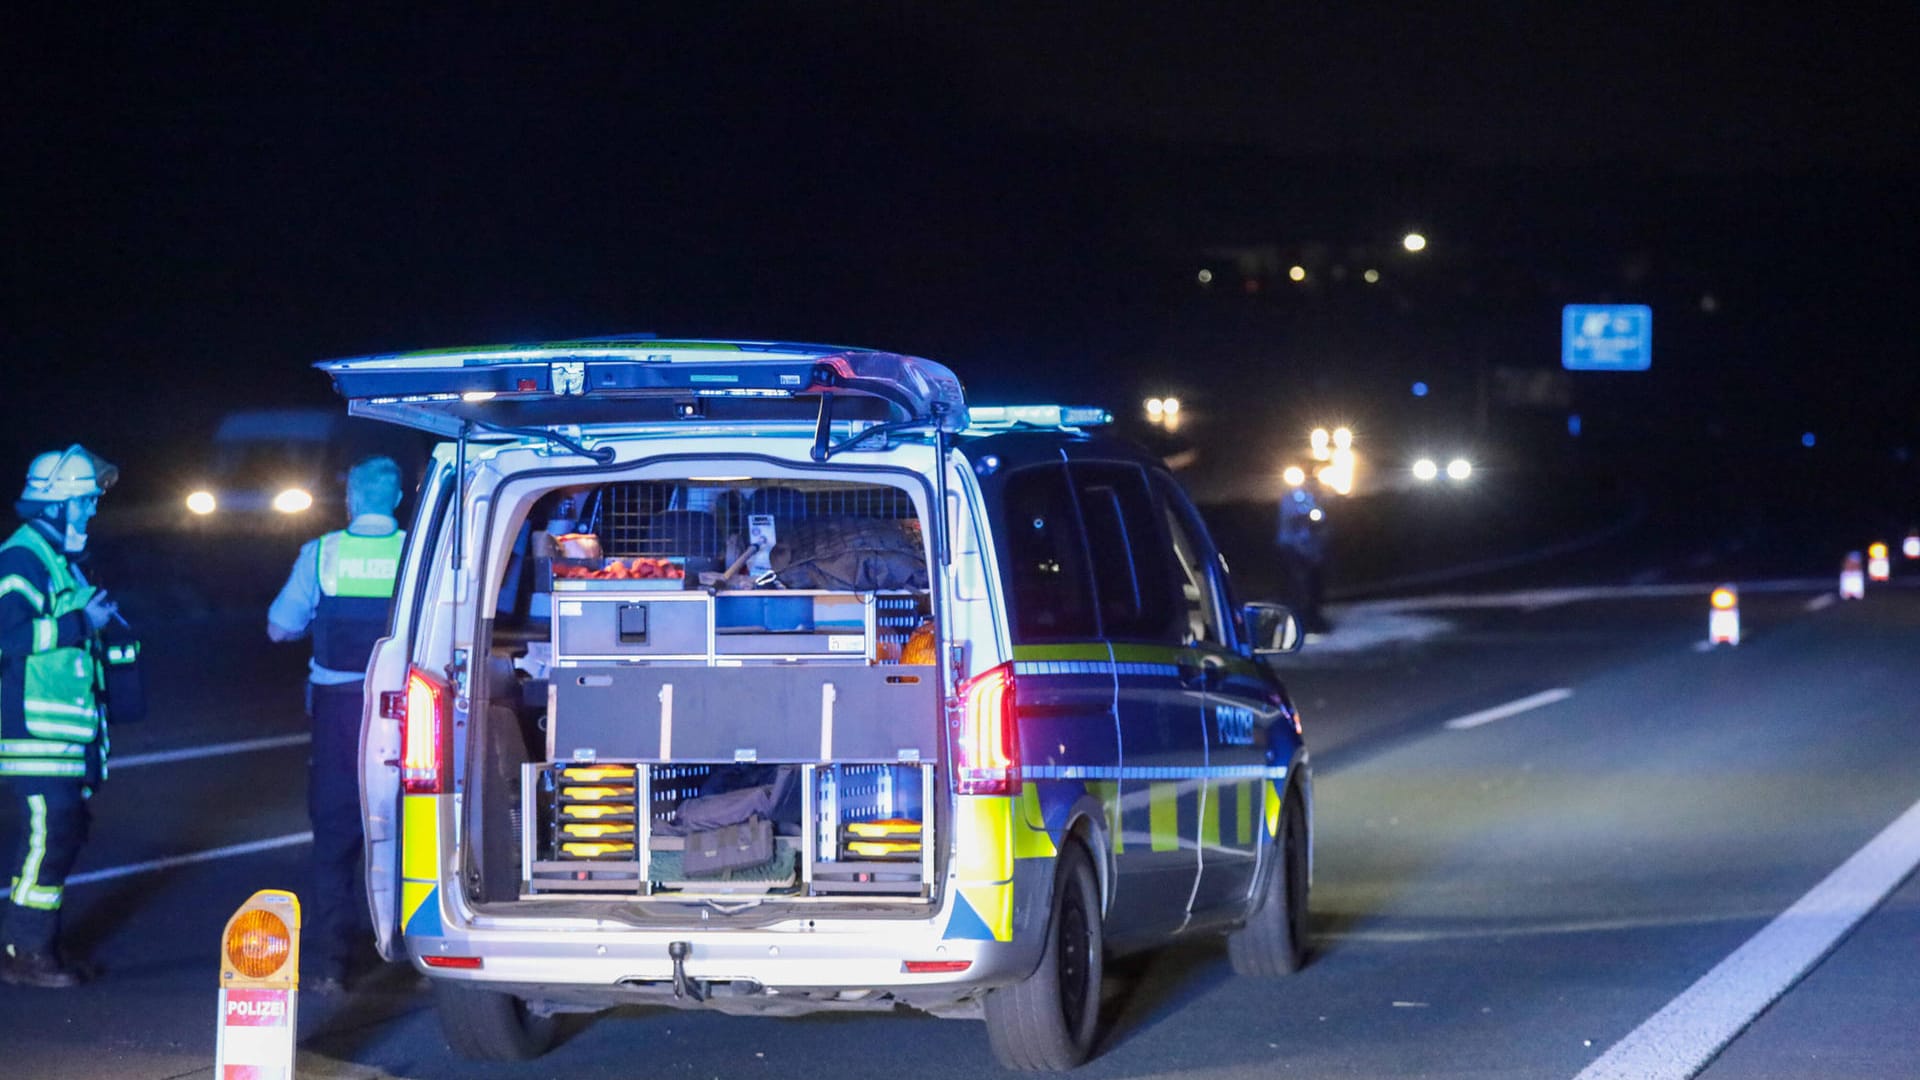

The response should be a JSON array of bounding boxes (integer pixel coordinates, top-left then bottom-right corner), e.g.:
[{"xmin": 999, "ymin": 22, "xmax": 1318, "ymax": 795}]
[
  {"xmin": 1708, "ymin": 584, "xmax": 1740, "ymax": 646},
  {"xmin": 1868, "ymin": 543, "xmax": 1891, "ymax": 582},
  {"xmin": 1840, "ymin": 552, "xmax": 1866, "ymax": 599}
]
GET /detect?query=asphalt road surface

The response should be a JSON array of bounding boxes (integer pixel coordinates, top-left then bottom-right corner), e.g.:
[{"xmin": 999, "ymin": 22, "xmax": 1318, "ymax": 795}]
[{"xmin": 3, "ymin": 570, "xmax": 1919, "ymax": 1078}]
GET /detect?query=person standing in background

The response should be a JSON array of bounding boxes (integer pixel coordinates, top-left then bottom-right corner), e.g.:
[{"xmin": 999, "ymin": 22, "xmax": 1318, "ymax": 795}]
[
  {"xmin": 266, "ymin": 456, "xmax": 405, "ymax": 994},
  {"xmin": 1275, "ymin": 484, "xmax": 1330, "ymax": 634}
]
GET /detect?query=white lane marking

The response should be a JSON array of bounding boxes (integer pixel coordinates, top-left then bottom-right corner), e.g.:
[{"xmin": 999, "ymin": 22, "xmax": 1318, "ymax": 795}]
[
  {"xmin": 1575, "ymin": 796, "xmax": 1920, "ymax": 1080},
  {"xmin": 1358, "ymin": 579, "xmax": 1836, "ymax": 614},
  {"xmin": 1691, "ymin": 640, "xmax": 1717, "ymax": 653},
  {"xmin": 1291, "ymin": 611, "xmax": 1453, "ymax": 655},
  {"xmin": 0, "ymin": 832, "xmax": 313, "ymax": 901},
  {"xmin": 1805, "ymin": 593, "xmax": 1837, "ymax": 612},
  {"xmin": 1443, "ymin": 688, "xmax": 1573, "ymax": 730},
  {"xmin": 112, "ymin": 733, "xmax": 312, "ymax": 770}
]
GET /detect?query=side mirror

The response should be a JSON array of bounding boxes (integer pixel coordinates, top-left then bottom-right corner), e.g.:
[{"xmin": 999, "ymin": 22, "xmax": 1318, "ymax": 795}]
[{"xmin": 1243, "ymin": 602, "xmax": 1303, "ymax": 655}]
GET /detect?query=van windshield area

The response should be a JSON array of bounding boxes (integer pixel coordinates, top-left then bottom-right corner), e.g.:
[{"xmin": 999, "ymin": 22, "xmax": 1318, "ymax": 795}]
[{"xmin": 214, "ymin": 442, "xmax": 327, "ymax": 486}]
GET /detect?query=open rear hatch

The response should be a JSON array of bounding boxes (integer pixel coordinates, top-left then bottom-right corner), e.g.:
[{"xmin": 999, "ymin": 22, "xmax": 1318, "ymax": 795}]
[
  {"xmin": 316, "ymin": 338, "xmax": 968, "ymax": 442},
  {"xmin": 481, "ymin": 474, "xmax": 947, "ymax": 913},
  {"xmin": 324, "ymin": 340, "xmax": 969, "ymax": 920}
]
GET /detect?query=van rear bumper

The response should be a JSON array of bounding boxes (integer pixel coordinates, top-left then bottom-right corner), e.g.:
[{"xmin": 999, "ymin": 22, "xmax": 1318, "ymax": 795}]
[{"xmin": 405, "ymin": 917, "xmax": 1039, "ymax": 1003}]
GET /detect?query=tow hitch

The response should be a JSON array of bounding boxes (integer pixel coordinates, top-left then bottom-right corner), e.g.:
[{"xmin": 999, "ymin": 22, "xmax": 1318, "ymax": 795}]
[{"xmin": 667, "ymin": 941, "xmax": 704, "ymax": 1002}]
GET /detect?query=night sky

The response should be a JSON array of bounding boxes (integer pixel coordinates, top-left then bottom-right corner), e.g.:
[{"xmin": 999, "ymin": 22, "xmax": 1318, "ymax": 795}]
[{"xmin": 7, "ymin": 5, "xmax": 1916, "ymax": 503}]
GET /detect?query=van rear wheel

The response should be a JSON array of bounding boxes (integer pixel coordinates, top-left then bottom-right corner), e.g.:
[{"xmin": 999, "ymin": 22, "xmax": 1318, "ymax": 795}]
[
  {"xmin": 433, "ymin": 980, "xmax": 557, "ymax": 1061},
  {"xmin": 984, "ymin": 842, "xmax": 1104, "ymax": 1071},
  {"xmin": 1227, "ymin": 786, "xmax": 1309, "ymax": 976}
]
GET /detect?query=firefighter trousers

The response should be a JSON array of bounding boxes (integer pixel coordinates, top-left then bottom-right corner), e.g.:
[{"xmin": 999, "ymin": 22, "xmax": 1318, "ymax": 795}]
[{"xmin": 2, "ymin": 777, "xmax": 89, "ymax": 956}]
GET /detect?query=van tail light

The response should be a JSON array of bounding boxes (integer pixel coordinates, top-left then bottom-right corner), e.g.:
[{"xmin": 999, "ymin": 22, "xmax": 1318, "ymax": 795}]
[
  {"xmin": 953, "ymin": 662, "xmax": 1019, "ymax": 795},
  {"xmin": 401, "ymin": 666, "xmax": 449, "ymax": 795}
]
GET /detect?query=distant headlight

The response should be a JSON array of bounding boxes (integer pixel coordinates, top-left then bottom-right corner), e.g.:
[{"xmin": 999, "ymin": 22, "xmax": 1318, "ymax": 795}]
[
  {"xmin": 1446, "ymin": 458, "xmax": 1473, "ymax": 481},
  {"xmin": 186, "ymin": 490, "xmax": 217, "ymax": 515},
  {"xmin": 272, "ymin": 488, "xmax": 313, "ymax": 514},
  {"xmin": 1411, "ymin": 458, "xmax": 1438, "ymax": 482}
]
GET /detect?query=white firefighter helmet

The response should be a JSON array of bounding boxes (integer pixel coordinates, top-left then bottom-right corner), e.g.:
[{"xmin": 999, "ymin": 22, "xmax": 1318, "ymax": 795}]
[{"xmin": 22, "ymin": 445, "xmax": 119, "ymax": 502}]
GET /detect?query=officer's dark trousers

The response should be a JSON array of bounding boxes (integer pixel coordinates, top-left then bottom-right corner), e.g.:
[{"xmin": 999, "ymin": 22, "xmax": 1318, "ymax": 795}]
[
  {"xmin": 2, "ymin": 777, "xmax": 89, "ymax": 955},
  {"xmin": 308, "ymin": 681, "xmax": 368, "ymax": 979}
]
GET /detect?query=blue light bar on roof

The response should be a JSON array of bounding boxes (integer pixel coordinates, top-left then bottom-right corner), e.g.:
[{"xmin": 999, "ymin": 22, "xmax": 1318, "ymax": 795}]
[{"xmin": 967, "ymin": 405, "xmax": 1113, "ymax": 429}]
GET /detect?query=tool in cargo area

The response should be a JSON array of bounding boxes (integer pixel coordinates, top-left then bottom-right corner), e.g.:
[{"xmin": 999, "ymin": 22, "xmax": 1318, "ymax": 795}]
[
  {"xmin": 552, "ymin": 533, "xmax": 603, "ymax": 560},
  {"xmin": 746, "ymin": 514, "xmax": 776, "ymax": 577},
  {"xmin": 560, "ymin": 803, "xmax": 635, "ymax": 820},
  {"xmin": 901, "ymin": 618, "xmax": 938, "ymax": 665},
  {"xmin": 846, "ymin": 839, "xmax": 923, "ymax": 858},
  {"xmin": 846, "ymin": 819, "xmax": 923, "ymax": 839},
  {"xmin": 561, "ymin": 766, "xmax": 635, "ymax": 783},
  {"xmin": 562, "ymin": 822, "xmax": 633, "ymax": 839},
  {"xmin": 561, "ymin": 841, "xmax": 635, "ymax": 858},
  {"xmin": 562, "ymin": 785, "xmax": 631, "ymax": 802},
  {"xmin": 700, "ymin": 538, "xmax": 764, "ymax": 589},
  {"xmin": 553, "ymin": 556, "xmax": 686, "ymax": 581}
]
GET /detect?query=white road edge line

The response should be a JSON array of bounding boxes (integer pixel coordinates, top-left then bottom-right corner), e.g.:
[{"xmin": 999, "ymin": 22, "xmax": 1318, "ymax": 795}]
[
  {"xmin": 1805, "ymin": 593, "xmax": 1837, "ymax": 612},
  {"xmin": 112, "ymin": 733, "xmax": 312, "ymax": 770},
  {"xmin": 1443, "ymin": 688, "xmax": 1574, "ymax": 730},
  {"xmin": 0, "ymin": 832, "xmax": 313, "ymax": 902},
  {"xmin": 1574, "ymin": 795, "xmax": 1920, "ymax": 1080}
]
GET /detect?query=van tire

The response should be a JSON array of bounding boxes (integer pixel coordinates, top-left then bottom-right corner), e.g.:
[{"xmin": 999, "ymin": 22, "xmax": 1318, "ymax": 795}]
[
  {"xmin": 984, "ymin": 841, "xmax": 1104, "ymax": 1071},
  {"xmin": 433, "ymin": 980, "xmax": 556, "ymax": 1060},
  {"xmin": 1228, "ymin": 786, "xmax": 1309, "ymax": 976}
]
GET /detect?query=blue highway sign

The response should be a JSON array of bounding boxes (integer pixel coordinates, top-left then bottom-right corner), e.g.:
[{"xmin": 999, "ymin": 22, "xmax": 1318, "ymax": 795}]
[{"xmin": 1562, "ymin": 304, "xmax": 1652, "ymax": 371}]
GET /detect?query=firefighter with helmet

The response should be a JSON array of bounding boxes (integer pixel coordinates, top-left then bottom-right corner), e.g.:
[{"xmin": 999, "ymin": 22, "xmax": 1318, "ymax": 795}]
[{"xmin": 0, "ymin": 445, "xmax": 120, "ymax": 988}]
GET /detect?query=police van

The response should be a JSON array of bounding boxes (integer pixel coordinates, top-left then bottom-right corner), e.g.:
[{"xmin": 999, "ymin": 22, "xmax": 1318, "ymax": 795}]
[{"xmin": 326, "ymin": 338, "xmax": 1312, "ymax": 1071}]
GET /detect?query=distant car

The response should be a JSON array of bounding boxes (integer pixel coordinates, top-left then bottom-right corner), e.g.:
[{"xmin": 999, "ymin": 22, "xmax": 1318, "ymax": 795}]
[{"xmin": 180, "ymin": 409, "xmax": 426, "ymax": 531}]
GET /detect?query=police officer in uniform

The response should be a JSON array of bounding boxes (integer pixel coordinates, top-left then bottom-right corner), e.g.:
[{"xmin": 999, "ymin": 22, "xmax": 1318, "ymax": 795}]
[
  {"xmin": 0, "ymin": 446, "xmax": 119, "ymax": 988},
  {"xmin": 267, "ymin": 456, "xmax": 405, "ymax": 993},
  {"xmin": 1276, "ymin": 484, "xmax": 1330, "ymax": 634}
]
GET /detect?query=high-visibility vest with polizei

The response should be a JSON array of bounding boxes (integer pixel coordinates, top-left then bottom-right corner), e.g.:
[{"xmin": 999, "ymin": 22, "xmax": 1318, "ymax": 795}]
[
  {"xmin": 312, "ymin": 529, "xmax": 404, "ymax": 673},
  {"xmin": 0, "ymin": 523, "xmax": 104, "ymax": 779}
]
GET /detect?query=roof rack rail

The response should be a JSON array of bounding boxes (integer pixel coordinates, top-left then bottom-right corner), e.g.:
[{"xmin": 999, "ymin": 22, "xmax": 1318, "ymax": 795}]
[{"xmin": 314, "ymin": 339, "xmax": 968, "ymax": 439}]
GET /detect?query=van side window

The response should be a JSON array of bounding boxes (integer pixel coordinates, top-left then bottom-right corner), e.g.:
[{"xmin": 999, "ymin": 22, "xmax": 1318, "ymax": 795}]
[
  {"xmin": 1153, "ymin": 477, "xmax": 1226, "ymax": 648},
  {"xmin": 1069, "ymin": 462, "xmax": 1179, "ymax": 643},
  {"xmin": 999, "ymin": 465, "xmax": 1099, "ymax": 643}
]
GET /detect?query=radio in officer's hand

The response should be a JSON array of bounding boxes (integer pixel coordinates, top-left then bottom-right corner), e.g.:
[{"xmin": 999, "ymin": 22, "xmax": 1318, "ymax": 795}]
[{"xmin": 101, "ymin": 607, "xmax": 146, "ymax": 726}]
